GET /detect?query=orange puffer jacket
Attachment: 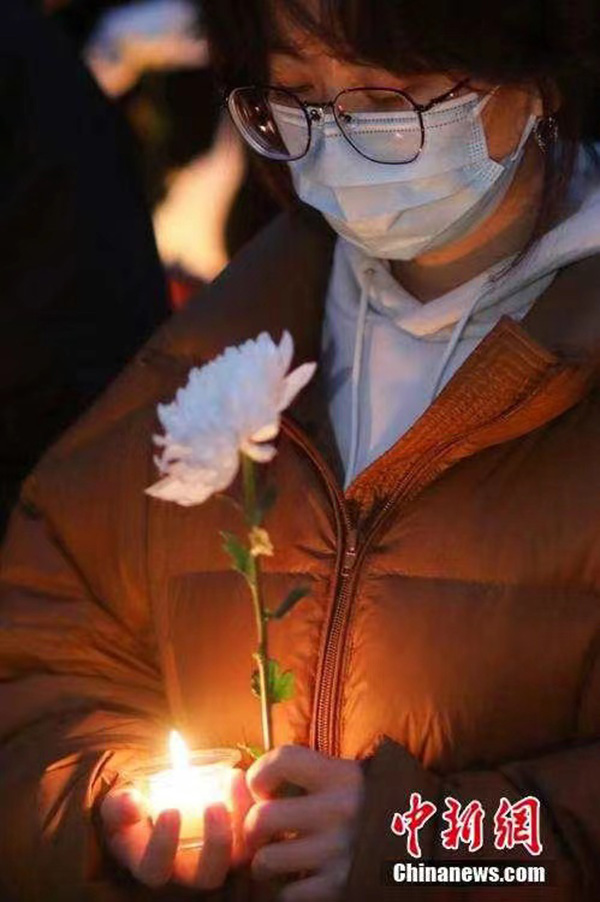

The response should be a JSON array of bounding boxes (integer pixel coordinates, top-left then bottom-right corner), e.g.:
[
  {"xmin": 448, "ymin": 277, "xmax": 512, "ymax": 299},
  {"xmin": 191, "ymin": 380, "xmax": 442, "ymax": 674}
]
[{"xmin": 2, "ymin": 211, "xmax": 600, "ymax": 901}]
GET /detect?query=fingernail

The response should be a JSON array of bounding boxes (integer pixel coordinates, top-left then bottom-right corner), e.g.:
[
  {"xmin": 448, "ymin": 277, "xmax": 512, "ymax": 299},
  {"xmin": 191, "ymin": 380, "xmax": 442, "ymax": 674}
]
[
  {"xmin": 158, "ymin": 808, "xmax": 180, "ymax": 830},
  {"xmin": 205, "ymin": 803, "xmax": 228, "ymax": 830},
  {"xmin": 115, "ymin": 790, "xmax": 142, "ymax": 820}
]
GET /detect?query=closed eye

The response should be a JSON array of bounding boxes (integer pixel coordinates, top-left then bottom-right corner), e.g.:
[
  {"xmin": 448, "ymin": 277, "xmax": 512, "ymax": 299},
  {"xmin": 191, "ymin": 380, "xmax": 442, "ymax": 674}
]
[{"xmin": 271, "ymin": 83, "xmax": 317, "ymax": 99}]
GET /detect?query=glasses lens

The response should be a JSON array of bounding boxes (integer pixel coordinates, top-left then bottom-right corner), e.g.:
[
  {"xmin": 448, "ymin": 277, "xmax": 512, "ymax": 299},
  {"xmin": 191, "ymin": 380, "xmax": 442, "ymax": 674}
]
[
  {"xmin": 334, "ymin": 89, "xmax": 423, "ymax": 163},
  {"xmin": 228, "ymin": 87, "xmax": 310, "ymax": 161}
]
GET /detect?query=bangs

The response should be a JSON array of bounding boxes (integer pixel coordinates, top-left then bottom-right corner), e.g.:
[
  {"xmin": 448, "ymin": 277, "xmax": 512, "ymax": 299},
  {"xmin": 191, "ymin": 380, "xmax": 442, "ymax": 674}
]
[
  {"xmin": 264, "ymin": 0, "xmax": 449, "ymax": 76},
  {"xmin": 255, "ymin": 0, "xmax": 596, "ymax": 85},
  {"xmin": 205, "ymin": 0, "xmax": 599, "ymax": 90}
]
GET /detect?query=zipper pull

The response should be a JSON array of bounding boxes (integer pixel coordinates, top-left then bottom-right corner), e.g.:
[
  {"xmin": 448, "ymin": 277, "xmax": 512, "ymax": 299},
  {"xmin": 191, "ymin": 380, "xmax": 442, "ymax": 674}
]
[{"xmin": 342, "ymin": 527, "xmax": 358, "ymax": 576}]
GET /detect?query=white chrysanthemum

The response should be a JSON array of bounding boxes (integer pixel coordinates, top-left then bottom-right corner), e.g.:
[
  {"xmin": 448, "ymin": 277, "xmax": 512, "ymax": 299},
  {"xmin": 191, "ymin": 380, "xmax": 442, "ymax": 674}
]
[{"xmin": 146, "ymin": 331, "xmax": 316, "ymax": 506}]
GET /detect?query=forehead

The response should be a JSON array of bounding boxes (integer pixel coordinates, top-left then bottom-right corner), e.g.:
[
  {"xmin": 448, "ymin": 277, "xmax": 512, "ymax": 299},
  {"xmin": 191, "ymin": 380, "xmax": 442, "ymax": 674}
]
[{"xmin": 266, "ymin": 0, "xmax": 348, "ymax": 59}]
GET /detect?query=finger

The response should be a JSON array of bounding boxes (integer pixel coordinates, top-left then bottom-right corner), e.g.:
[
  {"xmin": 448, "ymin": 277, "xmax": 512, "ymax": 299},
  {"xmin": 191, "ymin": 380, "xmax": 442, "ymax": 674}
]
[
  {"xmin": 194, "ymin": 804, "xmax": 233, "ymax": 889},
  {"xmin": 135, "ymin": 809, "xmax": 181, "ymax": 888},
  {"xmin": 245, "ymin": 794, "xmax": 333, "ymax": 850},
  {"xmin": 173, "ymin": 804, "xmax": 232, "ymax": 890},
  {"xmin": 101, "ymin": 787, "xmax": 148, "ymax": 836},
  {"xmin": 106, "ymin": 817, "xmax": 154, "ymax": 873},
  {"xmin": 252, "ymin": 831, "xmax": 346, "ymax": 880},
  {"xmin": 102, "ymin": 788, "xmax": 153, "ymax": 873},
  {"xmin": 280, "ymin": 870, "xmax": 348, "ymax": 902},
  {"xmin": 248, "ymin": 745, "xmax": 331, "ymax": 799},
  {"xmin": 230, "ymin": 769, "xmax": 253, "ymax": 865}
]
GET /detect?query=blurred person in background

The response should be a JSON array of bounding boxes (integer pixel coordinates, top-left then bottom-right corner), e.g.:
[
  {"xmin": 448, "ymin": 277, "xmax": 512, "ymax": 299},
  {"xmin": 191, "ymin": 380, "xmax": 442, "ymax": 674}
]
[
  {"xmin": 0, "ymin": 0, "xmax": 169, "ymax": 533},
  {"xmin": 3, "ymin": 1, "xmax": 600, "ymax": 901},
  {"xmin": 47, "ymin": 0, "xmax": 280, "ymax": 296}
]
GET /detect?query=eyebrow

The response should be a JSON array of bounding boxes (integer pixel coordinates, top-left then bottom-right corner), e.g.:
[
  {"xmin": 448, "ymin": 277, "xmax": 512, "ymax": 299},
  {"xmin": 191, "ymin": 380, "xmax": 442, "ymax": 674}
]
[{"xmin": 268, "ymin": 41, "xmax": 306, "ymax": 58}]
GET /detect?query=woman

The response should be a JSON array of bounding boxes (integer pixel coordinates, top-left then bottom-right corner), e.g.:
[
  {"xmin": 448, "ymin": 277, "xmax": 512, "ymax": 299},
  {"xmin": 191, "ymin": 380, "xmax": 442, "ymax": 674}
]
[{"xmin": 2, "ymin": 0, "xmax": 600, "ymax": 900}]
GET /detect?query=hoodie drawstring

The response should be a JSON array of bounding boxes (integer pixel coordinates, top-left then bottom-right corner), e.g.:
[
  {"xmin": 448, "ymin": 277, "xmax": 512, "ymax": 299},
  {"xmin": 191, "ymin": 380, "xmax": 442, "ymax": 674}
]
[
  {"xmin": 428, "ymin": 284, "xmax": 489, "ymax": 402},
  {"xmin": 346, "ymin": 266, "xmax": 374, "ymax": 489}
]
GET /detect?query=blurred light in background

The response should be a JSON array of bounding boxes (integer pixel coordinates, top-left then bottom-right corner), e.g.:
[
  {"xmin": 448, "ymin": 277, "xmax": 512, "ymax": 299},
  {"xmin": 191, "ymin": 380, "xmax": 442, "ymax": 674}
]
[{"xmin": 153, "ymin": 115, "xmax": 246, "ymax": 284}]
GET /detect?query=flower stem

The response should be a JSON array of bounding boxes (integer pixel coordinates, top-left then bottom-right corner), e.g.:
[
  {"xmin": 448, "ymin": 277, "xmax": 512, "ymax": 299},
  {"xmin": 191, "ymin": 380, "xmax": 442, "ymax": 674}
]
[
  {"xmin": 241, "ymin": 454, "xmax": 273, "ymax": 752},
  {"xmin": 242, "ymin": 452, "xmax": 257, "ymax": 521},
  {"xmin": 250, "ymin": 570, "xmax": 273, "ymax": 752}
]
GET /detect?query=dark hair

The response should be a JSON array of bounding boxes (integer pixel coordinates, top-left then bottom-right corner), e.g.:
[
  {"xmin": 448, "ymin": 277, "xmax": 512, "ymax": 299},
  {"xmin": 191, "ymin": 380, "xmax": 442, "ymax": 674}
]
[{"xmin": 203, "ymin": 0, "xmax": 600, "ymax": 245}]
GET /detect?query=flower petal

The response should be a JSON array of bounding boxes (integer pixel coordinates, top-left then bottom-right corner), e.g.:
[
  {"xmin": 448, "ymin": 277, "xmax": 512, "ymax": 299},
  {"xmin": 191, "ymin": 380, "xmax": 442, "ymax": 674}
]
[
  {"xmin": 278, "ymin": 330, "xmax": 294, "ymax": 371},
  {"xmin": 242, "ymin": 440, "xmax": 277, "ymax": 463},
  {"xmin": 145, "ymin": 475, "xmax": 214, "ymax": 506},
  {"xmin": 251, "ymin": 417, "xmax": 280, "ymax": 443},
  {"xmin": 279, "ymin": 361, "xmax": 317, "ymax": 410}
]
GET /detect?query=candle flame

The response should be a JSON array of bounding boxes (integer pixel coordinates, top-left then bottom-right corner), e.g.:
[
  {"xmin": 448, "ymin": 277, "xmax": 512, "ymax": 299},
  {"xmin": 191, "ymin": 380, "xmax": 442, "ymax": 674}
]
[{"xmin": 169, "ymin": 730, "xmax": 190, "ymax": 771}]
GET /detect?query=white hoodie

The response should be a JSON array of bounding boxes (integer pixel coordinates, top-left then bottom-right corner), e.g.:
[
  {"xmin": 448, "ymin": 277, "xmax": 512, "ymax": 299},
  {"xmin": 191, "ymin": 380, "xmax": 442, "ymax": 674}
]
[{"xmin": 322, "ymin": 149, "xmax": 600, "ymax": 489}]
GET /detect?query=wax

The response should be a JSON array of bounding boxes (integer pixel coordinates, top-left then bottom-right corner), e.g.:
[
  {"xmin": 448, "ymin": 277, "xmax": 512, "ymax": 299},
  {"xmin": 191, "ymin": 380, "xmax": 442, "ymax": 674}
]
[{"xmin": 147, "ymin": 759, "xmax": 234, "ymax": 844}]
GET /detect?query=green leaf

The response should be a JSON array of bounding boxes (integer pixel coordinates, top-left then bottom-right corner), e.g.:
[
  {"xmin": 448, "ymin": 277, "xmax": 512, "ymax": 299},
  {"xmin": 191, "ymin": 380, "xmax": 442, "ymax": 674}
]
[
  {"xmin": 221, "ymin": 531, "xmax": 253, "ymax": 583},
  {"xmin": 273, "ymin": 668, "xmax": 295, "ymax": 702},
  {"xmin": 252, "ymin": 482, "xmax": 278, "ymax": 526},
  {"xmin": 271, "ymin": 586, "xmax": 311, "ymax": 620},
  {"xmin": 251, "ymin": 658, "xmax": 295, "ymax": 704}
]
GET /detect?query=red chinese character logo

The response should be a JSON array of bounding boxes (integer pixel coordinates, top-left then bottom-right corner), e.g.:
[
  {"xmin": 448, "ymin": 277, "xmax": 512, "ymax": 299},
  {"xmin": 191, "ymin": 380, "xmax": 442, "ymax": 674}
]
[
  {"xmin": 493, "ymin": 796, "xmax": 543, "ymax": 856},
  {"xmin": 441, "ymin": 797, "xmax": 485, "ymax": 852},
  {"xmin": 390, "ymin": 792, "xmax": 437, "ymax": 859}
]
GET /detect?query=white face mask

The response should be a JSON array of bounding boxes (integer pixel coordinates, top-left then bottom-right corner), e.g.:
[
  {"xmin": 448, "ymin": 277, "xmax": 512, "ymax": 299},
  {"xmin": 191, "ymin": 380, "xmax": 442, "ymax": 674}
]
[{"xmin": 287, "ymin": 91, "xmax": 537, "ymax": 260}]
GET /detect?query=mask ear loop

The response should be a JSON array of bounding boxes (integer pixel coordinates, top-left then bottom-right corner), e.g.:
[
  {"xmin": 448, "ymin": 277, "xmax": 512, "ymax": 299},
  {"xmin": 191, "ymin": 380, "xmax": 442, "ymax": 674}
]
[
  {"xmin": 509, "ymin": 113, "xmax": 538, "ymax": 161},
  {"xmin": 472, "ymin": 85, "xmax": 501, "ymax": 118},
  {"xmin": 472, "ymin": 86, "xmax": 539, "ymax": 162}
]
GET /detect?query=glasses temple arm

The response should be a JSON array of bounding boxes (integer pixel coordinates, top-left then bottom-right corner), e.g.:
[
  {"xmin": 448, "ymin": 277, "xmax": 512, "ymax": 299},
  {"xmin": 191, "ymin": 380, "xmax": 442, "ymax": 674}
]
[{"xmin": 417, "ymin": 77, "xmax": 471, "ymax": 112}]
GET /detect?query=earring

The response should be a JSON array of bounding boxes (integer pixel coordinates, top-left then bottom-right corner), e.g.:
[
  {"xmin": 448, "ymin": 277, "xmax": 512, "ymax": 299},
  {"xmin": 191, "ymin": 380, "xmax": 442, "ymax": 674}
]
[{"xmin": 534, "ymin": 115, "xmax": 559, "ymax": 153}]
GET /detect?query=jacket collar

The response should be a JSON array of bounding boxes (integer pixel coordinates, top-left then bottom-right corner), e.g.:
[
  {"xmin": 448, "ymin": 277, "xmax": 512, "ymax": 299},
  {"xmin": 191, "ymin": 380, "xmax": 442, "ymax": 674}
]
[{"xmin": 343, "ymin": 253, "xmax": 600, "ymax": 517}]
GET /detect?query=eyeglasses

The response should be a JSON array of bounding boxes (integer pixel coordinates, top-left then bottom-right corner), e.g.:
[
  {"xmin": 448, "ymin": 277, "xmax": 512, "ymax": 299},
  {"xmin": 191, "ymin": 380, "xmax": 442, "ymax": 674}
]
[{"xmin": 225, "ymin": 79, "xmax": 470, "ymax": 165}]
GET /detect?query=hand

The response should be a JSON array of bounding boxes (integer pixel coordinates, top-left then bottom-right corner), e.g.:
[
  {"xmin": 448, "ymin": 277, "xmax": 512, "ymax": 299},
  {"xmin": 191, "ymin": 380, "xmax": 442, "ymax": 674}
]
[
  {"xmin": 245, "ymin": 745, "xmax": 364, "ymax": 902},
  {"xmin": 100, "ymin": 769, "xmax": 252, "ymax": 889}
]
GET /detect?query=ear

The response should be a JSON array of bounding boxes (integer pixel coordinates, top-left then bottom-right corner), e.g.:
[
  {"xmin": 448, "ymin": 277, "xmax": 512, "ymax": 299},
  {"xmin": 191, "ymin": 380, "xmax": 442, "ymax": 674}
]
[{"xmin": 535, "ymin": 79, "xmax": 562, "ymax": 117}]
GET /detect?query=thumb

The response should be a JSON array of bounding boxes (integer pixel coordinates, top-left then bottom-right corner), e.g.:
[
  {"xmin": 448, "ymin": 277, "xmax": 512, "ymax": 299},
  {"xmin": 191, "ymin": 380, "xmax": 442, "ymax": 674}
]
[{"xmin": 101, "ymin": 787, "xmax": 148, "ymax": 836}]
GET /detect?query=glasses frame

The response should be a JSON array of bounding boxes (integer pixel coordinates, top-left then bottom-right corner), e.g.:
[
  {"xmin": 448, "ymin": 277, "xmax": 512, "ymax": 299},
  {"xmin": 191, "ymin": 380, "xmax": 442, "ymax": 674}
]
[{"xmin": 225, "ymin": 78, "xmax": 470, "ymax": 165}]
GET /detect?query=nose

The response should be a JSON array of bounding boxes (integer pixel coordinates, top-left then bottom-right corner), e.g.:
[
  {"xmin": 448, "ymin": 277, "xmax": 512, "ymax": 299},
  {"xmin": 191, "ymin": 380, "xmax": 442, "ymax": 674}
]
[{"xmin": 308, "ymin": 56, "xmax": 362, "ymax": 106}]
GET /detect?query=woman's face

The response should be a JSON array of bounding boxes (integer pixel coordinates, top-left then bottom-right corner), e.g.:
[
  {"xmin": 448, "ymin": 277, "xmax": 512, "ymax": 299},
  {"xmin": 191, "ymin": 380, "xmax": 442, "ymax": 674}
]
[{"xmin": 267, "ymin": 23, "xmax": 544, "ymax": 163}]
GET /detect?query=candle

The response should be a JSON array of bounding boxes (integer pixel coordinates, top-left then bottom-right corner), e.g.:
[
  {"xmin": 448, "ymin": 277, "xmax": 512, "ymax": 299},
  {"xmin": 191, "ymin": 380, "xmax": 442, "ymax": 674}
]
[{"xmin": 138, "ymin": 732, "xmax": 240, "ymax": 849}]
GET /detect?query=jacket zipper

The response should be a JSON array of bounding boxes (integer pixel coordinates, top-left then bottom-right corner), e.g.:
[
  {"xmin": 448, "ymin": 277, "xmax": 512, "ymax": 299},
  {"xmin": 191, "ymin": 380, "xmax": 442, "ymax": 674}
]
[
  {"xmin": 280, "ymin": 415, "xmax": 357, "ymax": 753},
  {"xmin": 312, "ymin": 524, "xmax": 359, "ymax": 754},
  {"xmin": 313, "ymin": 447, "xmax": 449, "ymax": 755},
  {"xmin": 281, "ymin": 366, "xmax": 569, "ymax": 755},
  {"xmin": 281, "ymin": 413, "xmax": 462, "ymax": 753}
]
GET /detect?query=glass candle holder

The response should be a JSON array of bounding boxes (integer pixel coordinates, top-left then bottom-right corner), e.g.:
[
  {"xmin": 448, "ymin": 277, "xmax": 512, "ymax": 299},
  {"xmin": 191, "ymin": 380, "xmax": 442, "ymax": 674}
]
[{"xmin": 129, "ymin": 742, "xmax": 241, "ymax": 850}]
